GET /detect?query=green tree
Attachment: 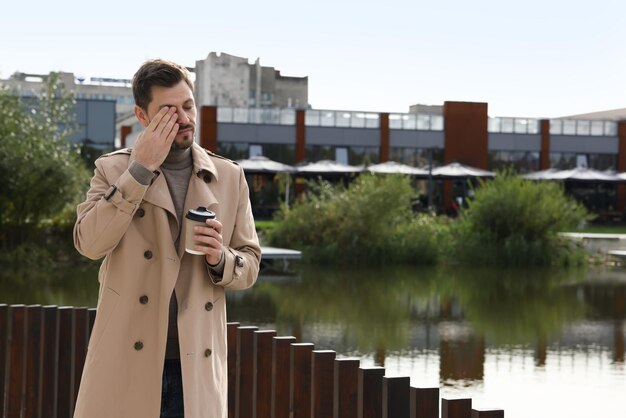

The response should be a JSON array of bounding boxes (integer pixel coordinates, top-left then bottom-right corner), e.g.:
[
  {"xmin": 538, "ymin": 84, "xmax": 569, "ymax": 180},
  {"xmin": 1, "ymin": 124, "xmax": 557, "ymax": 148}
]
[
  {"xmin": 0, "ymin": 73, "xmax": 89, "ymax": 249},
  {"xmin": 452, "ymin": 171, "xmax": 590, "ymax": 266}
]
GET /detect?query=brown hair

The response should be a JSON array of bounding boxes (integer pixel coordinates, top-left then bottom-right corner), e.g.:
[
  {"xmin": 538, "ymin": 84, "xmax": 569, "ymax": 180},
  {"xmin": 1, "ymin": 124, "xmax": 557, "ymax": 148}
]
[{"xmin": 132, "ymin": 59, "xmax": 193, "ymax": 110}]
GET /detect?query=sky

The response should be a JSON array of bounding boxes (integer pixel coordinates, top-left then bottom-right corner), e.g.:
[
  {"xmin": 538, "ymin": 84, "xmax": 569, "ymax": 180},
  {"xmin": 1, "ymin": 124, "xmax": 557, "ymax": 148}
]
[{"xmin": 2, "ymin": 0, "xmax": 626, "ymax": 118}]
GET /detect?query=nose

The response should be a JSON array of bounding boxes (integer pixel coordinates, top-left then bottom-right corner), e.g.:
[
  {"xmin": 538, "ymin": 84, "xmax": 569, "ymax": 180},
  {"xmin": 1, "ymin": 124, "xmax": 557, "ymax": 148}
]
[{"xmin": 176, "ymin": 107, "xmax": 190, "ymax": 125}]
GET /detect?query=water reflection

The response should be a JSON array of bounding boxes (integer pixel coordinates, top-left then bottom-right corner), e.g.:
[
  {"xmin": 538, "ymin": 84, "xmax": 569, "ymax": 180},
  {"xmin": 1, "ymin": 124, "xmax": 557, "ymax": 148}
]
[
  {"xmin": 2, "ymin": 259, "xmax": 624, "ymax": 418},
  {"xmin": 0, "ymin": 260, "xmax": 99, "ymax": 307},
  {"xmin": 227, "ymin": 265, "xmax": 626, "ymax": 379}
]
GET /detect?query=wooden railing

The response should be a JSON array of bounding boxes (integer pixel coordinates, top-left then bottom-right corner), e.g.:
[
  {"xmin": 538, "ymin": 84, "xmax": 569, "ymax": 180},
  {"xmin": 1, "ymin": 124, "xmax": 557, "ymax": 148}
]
[{"xmin": 0, "ymin": 304, "xmax": 504, "ymax": 418}]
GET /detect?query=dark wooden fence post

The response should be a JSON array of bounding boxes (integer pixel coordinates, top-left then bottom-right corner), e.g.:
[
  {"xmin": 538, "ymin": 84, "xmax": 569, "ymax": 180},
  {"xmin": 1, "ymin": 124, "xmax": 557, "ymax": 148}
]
[
  {"xmin": 0, "ymin": 304, "xmax": 9, "ymax": 417},
  {"xmin": 24, "ymin": 305, "xmax": 43, "ymax": 418},
  {"xmin": 442, "ymin": 398, "xmax": 472, "ymax": 418},
  {"xmin": 358, "ymin": 367, "xmax": 385, "ymax": 418},
  {"xmin": 410, "ymin": 387, "xmax": 439, "ymax": 418},
  {"xmin": 333, "ymin": 358, "xmax": 359, "ymax": 418},
  {"xmin": 253, "ymin": 329, "xmax": 277, "ymax": 418},
  {"xmin": 471, "ymin": 408, "xmax": 504, "ymax": 418},
  {"xmin": 41, "ymin": 306, "xmax": 59, "ymax": 418},
  {"xmin": 311, "ymin": 350, "xmax": 336, "ymax": 418},
  {"xmin": 290, "ymin": 343, "xmax": 315, "ymax": 418},
  {"xmin": 382, "ymin": 376, "xmax": 410, "ymax": 418},
  {"xmin": 271, "ymin": 336, "xmax": 296, "ymax": 418},
  {"xmin": 236, "ymin": 325, "xmax": 258, "ymax": 418},
  {"xmin": 73, "ymin": 307, "xmax": 89, "ymax": 412},
  {"xmin": 227, "ymin": 322, "xmax": 240, "ymax": 418},
  {"xmin": 57, "ymin": 307, "xmax": 74, "ymax": 418},
  {"xmin": 7, "ymin": 304, "xmax": 26, "ymax": 418},
  {"xmin": 87, "ymin": 308, "xmax": 97, "ymax": 338}
]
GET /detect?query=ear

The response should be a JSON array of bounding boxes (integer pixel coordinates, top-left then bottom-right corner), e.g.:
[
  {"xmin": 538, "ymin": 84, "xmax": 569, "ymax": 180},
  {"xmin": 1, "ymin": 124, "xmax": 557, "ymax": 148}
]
[{"xmin": 134, "ymin": 105, "xmax": 150, "ymax": 128}]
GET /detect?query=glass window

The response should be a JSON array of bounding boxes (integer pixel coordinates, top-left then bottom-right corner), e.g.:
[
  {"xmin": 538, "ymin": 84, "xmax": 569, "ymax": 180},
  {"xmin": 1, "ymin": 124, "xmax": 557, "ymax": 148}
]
[
  {"xmin": 263, "ymin": 144, "xmax": 295, "ymax": 165},
  {"xmin": 563, "ymin": 120, "xmax": 576, "ymax": 135},
  {"xmin": 218, "ymin": 107, "xmax": 234, "ymax": 123},
  {"xmin": 514, "ymin": 119, "xmax": 528, "ymax": 134},
  {"xmin": 389, "ymin": 147, "xmax": 443, "ymax": 168},
  {"xmin": 389, "ymin": 114, "xmax": 403, "ymax": 129},
  {"xmin": 577, "ymin": 120, "xmax": 590, "ymax": 136},
  {"xmin": 305, "ymin": 145, "xmax": 334, "ymax": 162},
  {"xmin": 351, "ymin": 113, "xmax": 366, "ymax": 128},
  {"xmin": 320, "ymin": 111, "xmax": 335, "ymax": 127},
  {"xmin": 550, "ymin": 120, "xmax": 563, "ymax": 135},
  {"xmin": 501, "ymin": 118, "xmax": 514, "ymax": 133},
  {"xmin": 335, "ymin": 112, "xmax": 351, "ymax": 128},
  {"xmin": 305, "ymin": 110, "xmax": 320, "ymax": 126},
  {"xmin": 430, "ymin": 116, "xmax": 444, "ymax": 131},
  {"xmin": 590, "ymin": 121, "xmax": 604, "ymax": 136},
  {"xmin": 402, "ymin": 114, "xmax": 417, "ymax": 130},
  {"xmin": 217, "ymin": 142, "xmax": 248, "ymax": 160},
  {"xmin": 417, "ymin": 115, "xmax": 431, "ymax": 130},
  {"xmin": 336, "ymin": 147, "xmax": 348, "ymax": 164},
  {"xmin": 550, "ymin": 152, "xmax": 576, "ymax": 169},
  {"xmin": 488, "ymin": 117, "xmax": 501, "ymax": 133},
  {"xmin": 605, "ymin": 121, "xmax": 617, "ymax": 136},
  {"xmin": 249, "ymin": 144, "xmax": 263, "ymax": 158},
  {"xmin": 348, "ymin": 146, "xmax": 379, "ymax": 165},
  {"xmin": 488, "ymin": 151, "xmax": 539, "ymax": 173}
]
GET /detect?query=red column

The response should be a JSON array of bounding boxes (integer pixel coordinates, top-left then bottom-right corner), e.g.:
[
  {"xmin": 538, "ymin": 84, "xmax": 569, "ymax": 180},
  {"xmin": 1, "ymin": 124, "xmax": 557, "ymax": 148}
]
[
  {"xmin": 296, "ymin": 109, "xmax": 306, "ymax": 163},
  {"xmin": 379, "ymin": 113, "xmax": 390, "ymax": 163},
  {"xmin": 617, "ymin": 121, "xmax": 626, "ymax": 212},
  {"xmin": 295, "ymin": 109, "xmax": 307, "ymax": 197},
  {"xmin": 200, "ymin": 105, "xmax": 218, "ymax": 152},
  {"xmin": 442, "ymin": 101, "xmax": 488, "ymax": 209},
  {"xmin": 120, "ymin": 126, "xmax": 132, "ymax": 149},
  {"xmin": 540, "ymin": 119, "xmax": 550, "ymax": 170}
]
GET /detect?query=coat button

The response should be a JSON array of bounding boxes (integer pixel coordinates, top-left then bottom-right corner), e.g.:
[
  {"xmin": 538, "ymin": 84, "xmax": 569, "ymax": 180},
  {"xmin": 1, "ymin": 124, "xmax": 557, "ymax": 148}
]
[
  {"xmin": 139, "ymin": 295, "xmax": 149, "ymax": 304},
  {"xmin": 134, "ymin": 341, "xmax": 144, "ymax": 351},
  {"xmin": 235, "ymin": 256, "xmax": 244, "ymax": 268},
  {"xmin": 204, "ymin": 348, "xmax": 212, "ymax": 357},
  {"xmin": 203, "ymin": 174, "xmax": 211, "ymax": 183},
  {"xmin": 205, "ymin": 302, "xmax": 213, "ymax": 311},
  {"xmin": 144, "ymin": 250, "xmax": 153, "ymax": 259},
  {"xmin": 136, "ymin": 208, "xmax": 145, "ymax": 218}
]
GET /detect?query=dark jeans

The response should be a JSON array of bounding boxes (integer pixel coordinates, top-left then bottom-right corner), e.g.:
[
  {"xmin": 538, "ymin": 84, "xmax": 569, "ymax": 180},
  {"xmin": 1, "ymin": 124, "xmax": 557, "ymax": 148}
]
[{"xmin": 161, "ymin": 359, "xmax": 184, "ymax": 418}]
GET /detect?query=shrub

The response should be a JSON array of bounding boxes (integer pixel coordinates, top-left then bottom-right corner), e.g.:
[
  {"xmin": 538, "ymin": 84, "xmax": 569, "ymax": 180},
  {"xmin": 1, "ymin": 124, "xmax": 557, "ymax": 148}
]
[
  {"xmin": 452, "ymin": 172, "xmax": 590, "ymax": 266},
  {"xmin": 268, "ymin": 174, "xmax": 443, "ymax": 265}
]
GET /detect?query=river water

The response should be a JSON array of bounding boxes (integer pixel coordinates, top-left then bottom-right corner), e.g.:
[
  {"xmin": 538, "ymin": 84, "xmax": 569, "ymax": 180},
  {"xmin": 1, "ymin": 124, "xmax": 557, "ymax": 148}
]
[{"xmin": 2, "ymin": 261, "xmax": 624, "ymax": 418}]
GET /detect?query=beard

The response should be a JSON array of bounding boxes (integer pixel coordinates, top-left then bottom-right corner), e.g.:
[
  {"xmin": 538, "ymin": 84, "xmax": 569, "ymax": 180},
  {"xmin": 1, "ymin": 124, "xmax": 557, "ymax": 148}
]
[{"xmin": 171, "ymin": 125, "xmax": 195, "ymax": 150}]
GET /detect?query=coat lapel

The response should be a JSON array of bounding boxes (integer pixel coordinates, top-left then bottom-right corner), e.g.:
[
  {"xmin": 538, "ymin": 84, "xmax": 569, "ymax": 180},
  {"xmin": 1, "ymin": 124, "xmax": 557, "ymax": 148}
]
[
  {"xmin": 178, "ymin": 143, "xmax": 220, "ymax": 257},
  {"xmin": 127, "ymin": 149, "xmax": 178, "ymax": 241}
]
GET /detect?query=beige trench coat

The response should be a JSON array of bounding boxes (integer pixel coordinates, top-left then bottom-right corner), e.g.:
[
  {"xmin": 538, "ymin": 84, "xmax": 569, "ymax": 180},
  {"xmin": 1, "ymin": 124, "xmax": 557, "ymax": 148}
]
[{"xmin": 73, "ymin": 142, "xmax": 260, "ymax": 418}]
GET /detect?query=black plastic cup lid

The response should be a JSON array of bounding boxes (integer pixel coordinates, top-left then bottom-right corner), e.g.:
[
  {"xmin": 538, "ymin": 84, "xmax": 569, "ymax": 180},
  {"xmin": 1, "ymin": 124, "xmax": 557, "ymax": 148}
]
[{"xmin": 185, "ymin": 207, "xmax": 216, "ymax": 222}]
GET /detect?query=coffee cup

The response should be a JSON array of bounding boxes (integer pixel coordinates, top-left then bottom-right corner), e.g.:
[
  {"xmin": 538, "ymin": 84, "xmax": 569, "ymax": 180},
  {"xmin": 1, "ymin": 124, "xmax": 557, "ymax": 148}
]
[{"xmin": 184, "ymin": 206, "xmax": 216, "ymax": 255}]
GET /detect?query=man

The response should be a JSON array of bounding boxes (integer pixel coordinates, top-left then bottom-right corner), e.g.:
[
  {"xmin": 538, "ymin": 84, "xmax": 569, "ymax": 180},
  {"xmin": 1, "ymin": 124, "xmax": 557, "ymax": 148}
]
[{"xmin": 73, "ymin": 59, "xmax": 260, "ymax": 418}]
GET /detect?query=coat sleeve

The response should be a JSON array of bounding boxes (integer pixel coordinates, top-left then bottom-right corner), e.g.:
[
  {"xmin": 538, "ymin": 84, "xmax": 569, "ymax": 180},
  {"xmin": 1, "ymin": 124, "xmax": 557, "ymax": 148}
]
[
  {"xmin": 74, "ymin": 158, "xmax": 149, "ymax": 260},
  {"xmin": 210, "ymin": 165, "xmax": 261, "ymax": 290}
]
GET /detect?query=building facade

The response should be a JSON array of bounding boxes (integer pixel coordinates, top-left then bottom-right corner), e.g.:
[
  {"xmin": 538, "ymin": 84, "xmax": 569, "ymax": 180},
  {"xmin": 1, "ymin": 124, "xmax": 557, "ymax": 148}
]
[
  {"xmin": 194, "ymin": 52, "xmax": 308, "ymax": 109},
  {"xmin": 1, "ymin": 72, "xmax": 134, "ymax": 119},
  {"xmin": 185, "ymin": 102, "xmax": 626, "ymax": 211}
]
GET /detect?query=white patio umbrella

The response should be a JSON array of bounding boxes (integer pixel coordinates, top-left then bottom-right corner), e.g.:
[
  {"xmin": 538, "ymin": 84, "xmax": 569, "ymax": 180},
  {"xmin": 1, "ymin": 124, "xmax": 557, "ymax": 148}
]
[
  {"xmin": 522, "ymin": 168, "xmax": 624, "ymax": 183},
  {"xmin": 431, "ymin": 162, "xmax": 495, "ymax": 179},
  {"xmin": 296, "ymin": 160, "xmax": 363, "ymax": 174},
  {"xmin": 366, "ymin": 161, "xmax": 429, "ymax": 176},
  {"xmin": 236, "ymin": 155, "xmax": 296, "ymax": 206},
  {"xmin": 236, "ymin": 155, "xmax": 296, "ymax": 174},
  {"xmin": 548, "ymin": 167, "xmax": 623, "ymax": 183},
  {"xmin": 520, "ymin": 168, "xmax": 561, "ymax": 180}
]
